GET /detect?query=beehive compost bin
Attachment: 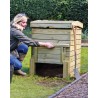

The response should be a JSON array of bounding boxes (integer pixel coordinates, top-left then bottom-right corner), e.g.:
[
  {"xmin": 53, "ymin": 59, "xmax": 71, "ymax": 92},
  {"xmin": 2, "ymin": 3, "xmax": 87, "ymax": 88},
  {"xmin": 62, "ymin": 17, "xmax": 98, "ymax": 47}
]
[{"xmin": 30, "ymin": 20, "xmax": 83, "ymax": 78}]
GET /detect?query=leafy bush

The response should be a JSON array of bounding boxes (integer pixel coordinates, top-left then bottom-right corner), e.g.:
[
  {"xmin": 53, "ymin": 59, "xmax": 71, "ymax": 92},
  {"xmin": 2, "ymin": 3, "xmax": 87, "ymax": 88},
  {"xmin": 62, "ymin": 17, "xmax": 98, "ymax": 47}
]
[
  {"xmin": 82, "ymin": 28, "xmax": 88, "ymax": 39},
  {"xmin": 10, "ymin": 0, "xmax": 58, "ymax": 20},
  {"xmin": 10, "ymin": 0, "xmax": 88, "ymax": 32},
  {"xmin": 65, "ymin": 0, "xmax": 88, "ymax": 31},
  {"xmin": 82, "ymin": 33, "xmax": 88, "ymax": 40}
]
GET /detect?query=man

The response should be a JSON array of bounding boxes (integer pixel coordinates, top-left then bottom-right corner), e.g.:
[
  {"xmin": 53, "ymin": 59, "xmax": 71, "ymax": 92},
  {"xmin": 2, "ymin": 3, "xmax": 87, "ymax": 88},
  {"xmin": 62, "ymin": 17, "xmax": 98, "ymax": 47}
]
[{"xmin": 10, "ymin": 13, "xmax": 54, "ymax": 76}]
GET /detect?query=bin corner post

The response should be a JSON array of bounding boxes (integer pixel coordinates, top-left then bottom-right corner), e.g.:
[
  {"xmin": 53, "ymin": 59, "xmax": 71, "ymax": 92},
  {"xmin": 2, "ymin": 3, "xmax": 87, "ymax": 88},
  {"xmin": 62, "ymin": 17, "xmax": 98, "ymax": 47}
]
[
  {"xmin": 63, "ymin": 61, "xmax": 68, "ymax": 78},
  {"xmin": 61, "ymin": 46, "xmax": 69, "ymax": 78},
  {"xmin": 29, "ymin": 46, "xmax": 36, "ymax": 75}
]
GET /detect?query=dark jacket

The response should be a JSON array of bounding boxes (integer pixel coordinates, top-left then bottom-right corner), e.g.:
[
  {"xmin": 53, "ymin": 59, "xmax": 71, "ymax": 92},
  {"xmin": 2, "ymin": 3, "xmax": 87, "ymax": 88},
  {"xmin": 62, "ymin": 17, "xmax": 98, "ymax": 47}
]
[{"xmin": 10, "ymin": 26, "xmax": 40, "ymax": 52}]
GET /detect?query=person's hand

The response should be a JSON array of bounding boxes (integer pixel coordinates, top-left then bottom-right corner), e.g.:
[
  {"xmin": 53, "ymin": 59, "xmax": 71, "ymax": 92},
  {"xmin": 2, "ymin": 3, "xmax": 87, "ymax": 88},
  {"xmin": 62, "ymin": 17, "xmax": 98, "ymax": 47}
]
[
  {"xmin": 44, "ymin": 42, "xmax": 55, "ymax": 48},
  {"xmin": 39, "ymin": 42, "xmax": 55, "ymax": 48}
]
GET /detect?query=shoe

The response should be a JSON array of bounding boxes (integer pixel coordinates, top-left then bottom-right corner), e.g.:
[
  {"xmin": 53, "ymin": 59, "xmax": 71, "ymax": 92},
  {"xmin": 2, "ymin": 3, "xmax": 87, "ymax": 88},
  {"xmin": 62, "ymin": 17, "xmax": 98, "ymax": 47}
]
[{"xmin": 14, "ymin": 70, "xmax": 27, "ymax": 76}]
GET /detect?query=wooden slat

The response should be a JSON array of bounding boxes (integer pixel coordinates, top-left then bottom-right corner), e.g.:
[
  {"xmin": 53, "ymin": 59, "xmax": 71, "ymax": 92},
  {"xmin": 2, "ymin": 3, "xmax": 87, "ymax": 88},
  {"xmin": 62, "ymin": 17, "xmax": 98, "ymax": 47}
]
[
  {"xmin": 32, "ymin": 33, "xmax": 70, "ymax": 40},
  {"xmin": 63, "ymin": 47, "xmax": 81, "ymax": 55},
  {"xmin": 32, "ymin": 29, "xmax": 71, "ymax": 34},
  {"xmin": 63, "ymin": 47, "xmax": 81, "ymax": 52},
  {"xmin": 70, "ymin": 40, "xmax": 81, "ymax": 45},
  {"xmin": 70, "ymin": 59, "xmax": 81, "ymax": 66},
  {"xmin": 30, "ymin": 20, "xmax": 83, "ymax": 28},
  {"xmin": 37, "ymin": 46, "xmax": 71, "ymax": 56},
  {"xmin": 37, "ymin": 48, "xmax": 80, "ymax": 58},
  {"xmin": 38, "ymin": 47, "xmax": 61, "ymax": 54},
  {"xmin": 66, "ymin": 49, "xmax": 81, "ymax": 56},
  {"xmin": 37, "ymin": 59, "xmax": 61, "ymax": 64},
  {"xmin": 32, "ymin": 34, "xmax": 81, "ymax": 41},
  {"xmin": 68, "ymin": 48, "xmax": 81, "ymax": 51},
  {"xmin": 70, "ymin": 45, "xmax": 81, "ymax": 50},
  {"xmin": 65, "ymin": 53, "xmax": 81, "ymax": 61},
  {"xmin": 54, "ymin": 40, "xmax": 81, "ymax": 46},
  {"xmin": 70, "ymin": 34, "xmax": 81, "ymax": 40},
  {"xmin": 70, "ymin": 63, "xmax": 80, "ymax": 70},
  {"xmin": 38, "ymin": 54, "xmax": 61, "ymax": 60},
  {"xmin": 70, "ymin": 29, "xmax": 82, "ymax": 35},
  {"xmin": 31, "ymin": 23, "xmax": 72, "ymax": 29},
  {"xmin": 62, "ymin": 51, "xmax": 80, "ymax": 57},
  {"xmin": 32, "ymin": 39, "xmax": 71, "ymax": 45},
  {"xmin": 37, "ymin": 52, "xmax": 80, "ymax": 62},
  {"xmin": 70, "ymin": 54, "xmax": 80, "ymax": 61},
  {"xmin": 54, "ymin": 43, "xmax": 69, "ymax": 47},
  {"xmin": 31, "ymin": 39, "xmax": 59, "ymax": 43},
  {"xmin": 32, "ymin": 28, "xmax": 82, "ymax": 35},
  {"xmin": 69, "ymin": 64, "xmax": 81, "ymax": 71}
]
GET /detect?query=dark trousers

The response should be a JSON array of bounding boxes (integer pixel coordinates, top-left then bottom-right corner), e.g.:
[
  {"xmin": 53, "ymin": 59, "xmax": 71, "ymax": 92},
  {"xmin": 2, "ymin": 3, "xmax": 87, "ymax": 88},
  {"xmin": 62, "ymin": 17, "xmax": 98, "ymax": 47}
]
[{"xmin": 10, "ymin": 43, "xmax": 28, "ymax": 70}]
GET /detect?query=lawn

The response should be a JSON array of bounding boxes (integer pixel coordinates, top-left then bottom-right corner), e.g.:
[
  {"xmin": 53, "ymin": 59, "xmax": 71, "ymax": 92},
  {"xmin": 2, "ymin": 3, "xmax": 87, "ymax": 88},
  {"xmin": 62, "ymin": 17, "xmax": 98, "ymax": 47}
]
[
  {"xmin": 10, "ymin": 47, "xmax": 88, "ymax": 98},
  {"xmin": 80, "ymin": 47, "xmax": 88, "ymax": 73}
]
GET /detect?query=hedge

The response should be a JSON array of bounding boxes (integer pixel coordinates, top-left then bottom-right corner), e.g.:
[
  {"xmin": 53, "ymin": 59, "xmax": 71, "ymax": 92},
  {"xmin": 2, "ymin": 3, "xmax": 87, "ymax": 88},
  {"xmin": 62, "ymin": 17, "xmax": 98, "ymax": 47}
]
[{"xmin": 10, "ymin": 0, "xmax": 88, "ymax": 32}]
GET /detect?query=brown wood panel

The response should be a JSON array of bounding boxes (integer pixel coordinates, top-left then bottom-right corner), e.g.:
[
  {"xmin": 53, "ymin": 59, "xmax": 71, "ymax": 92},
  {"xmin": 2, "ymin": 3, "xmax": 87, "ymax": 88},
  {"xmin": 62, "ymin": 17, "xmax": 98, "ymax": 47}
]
[
  {"xmin": 32, "ymin": 28, "xmax": 71, "ymax": 34},
  {"xmin": 38, "ymin": 53, "xmax": 61, "ymax": 60},
  {"xmin": 70, "ymin": 59, "xmax": 81, "ymax": 66},
  {"xmin": 37, "ymin": 47, "xmax": 61, "ymax": 54},
  {"xmin": 37, "ymin": 59, "xmax": 61, "ymax": 64},
  {"xmin": 69, "ymin": 54, "xmax": 81, "ymax": 61},
  {"xmin": 30, "ymin": 20, "xmax": 83, "ymax": 28},
  {"xmin": 32, "ymin": 33, "xmax": 70, "ymax": 40},
  {"xmin": 70, "ymin": 34, "xmax": 81, "ymax": 40}
]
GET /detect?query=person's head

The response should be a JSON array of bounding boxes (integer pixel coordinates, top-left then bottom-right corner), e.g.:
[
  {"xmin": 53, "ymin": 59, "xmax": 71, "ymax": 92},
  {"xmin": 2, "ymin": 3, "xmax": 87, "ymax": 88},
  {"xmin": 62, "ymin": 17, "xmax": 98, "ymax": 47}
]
[{"xmin": 11, "ymin": 13, "xmax": 28, "ymax": 31}]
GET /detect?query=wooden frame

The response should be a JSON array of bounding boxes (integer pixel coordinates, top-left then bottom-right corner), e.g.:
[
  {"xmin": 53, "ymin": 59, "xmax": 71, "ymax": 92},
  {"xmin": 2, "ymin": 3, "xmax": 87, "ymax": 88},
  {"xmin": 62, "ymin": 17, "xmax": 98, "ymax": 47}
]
[{"xmin": 30, "ymin": 20, "xmax": 83, "ymax": 78}]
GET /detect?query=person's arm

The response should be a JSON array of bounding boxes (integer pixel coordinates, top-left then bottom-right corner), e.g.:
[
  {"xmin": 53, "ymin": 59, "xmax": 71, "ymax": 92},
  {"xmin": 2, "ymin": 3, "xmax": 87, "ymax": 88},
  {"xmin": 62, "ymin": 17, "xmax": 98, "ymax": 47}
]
[{"xmin": 13, "ymin": 29, "xmax": 54, "ymax": 48}]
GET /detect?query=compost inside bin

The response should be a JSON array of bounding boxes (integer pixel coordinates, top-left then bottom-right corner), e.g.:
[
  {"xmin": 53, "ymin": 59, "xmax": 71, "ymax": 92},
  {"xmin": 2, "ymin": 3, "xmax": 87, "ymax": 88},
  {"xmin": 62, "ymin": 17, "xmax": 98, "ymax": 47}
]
[{"xmin": 36, "ymin": 63, "xmax": 63, "ymax": 78}]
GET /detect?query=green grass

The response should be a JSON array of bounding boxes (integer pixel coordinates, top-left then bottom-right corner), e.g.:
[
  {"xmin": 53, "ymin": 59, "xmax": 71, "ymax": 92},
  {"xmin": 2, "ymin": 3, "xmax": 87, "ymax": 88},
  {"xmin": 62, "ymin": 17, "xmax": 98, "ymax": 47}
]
[
  {"xmin": 11, "ymin": 47, "xmax": 88, "ymax": 98},
  {"xmin": 80, "ymin": 47, "xmax": 88, "ymax": 74},
  {"xmin": 11, "ymin": 76, "xmax": 61, "ymax": 98}
]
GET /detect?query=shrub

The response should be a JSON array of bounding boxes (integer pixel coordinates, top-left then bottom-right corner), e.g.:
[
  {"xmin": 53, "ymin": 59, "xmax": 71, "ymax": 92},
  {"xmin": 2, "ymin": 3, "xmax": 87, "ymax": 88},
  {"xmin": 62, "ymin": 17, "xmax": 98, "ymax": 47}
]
[{"xmin": 10, "ymin": 0, "xmax": 88, "ymax": 32}]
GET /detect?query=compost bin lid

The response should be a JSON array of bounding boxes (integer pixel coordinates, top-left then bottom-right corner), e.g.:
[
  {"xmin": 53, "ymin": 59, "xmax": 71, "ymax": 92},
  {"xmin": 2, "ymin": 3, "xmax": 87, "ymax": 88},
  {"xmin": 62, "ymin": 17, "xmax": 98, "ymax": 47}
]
[{"xmin": 30, "ymin": 20, "xmax": 83, "ymax": 29}]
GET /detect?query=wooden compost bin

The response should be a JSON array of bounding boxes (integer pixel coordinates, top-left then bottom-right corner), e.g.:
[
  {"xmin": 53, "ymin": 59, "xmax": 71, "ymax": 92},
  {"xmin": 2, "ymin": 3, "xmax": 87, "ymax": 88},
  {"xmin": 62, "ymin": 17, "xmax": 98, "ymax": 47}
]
[{"xmin": 30, "ymin": 20, "xmax": 83, "ymax": 78}]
